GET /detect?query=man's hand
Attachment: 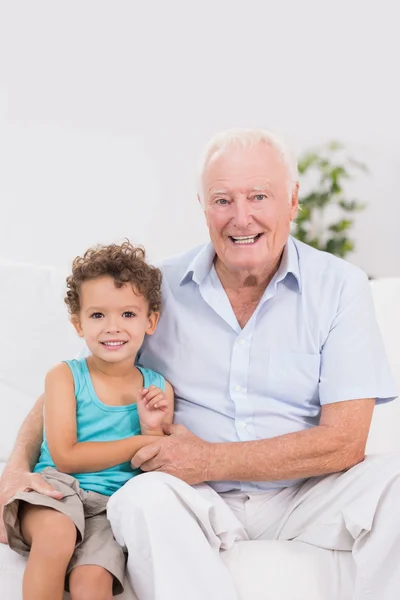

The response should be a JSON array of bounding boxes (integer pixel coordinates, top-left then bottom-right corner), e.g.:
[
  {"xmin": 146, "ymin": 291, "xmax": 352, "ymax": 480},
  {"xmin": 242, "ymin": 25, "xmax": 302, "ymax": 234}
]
[
  {"xmin": 0, "ymin": 470, "xmax": 63, "ymax": 543},
  {"xmin": 131, "ymin": 424, "xmax": 213, "ymax": 485}
]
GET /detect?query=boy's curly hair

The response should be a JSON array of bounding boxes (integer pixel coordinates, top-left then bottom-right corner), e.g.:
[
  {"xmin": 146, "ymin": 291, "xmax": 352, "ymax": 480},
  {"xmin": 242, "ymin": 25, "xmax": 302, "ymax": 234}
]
[{"xmin": 65, "ymin": 241, "xmax": 162, "ymax": 316}]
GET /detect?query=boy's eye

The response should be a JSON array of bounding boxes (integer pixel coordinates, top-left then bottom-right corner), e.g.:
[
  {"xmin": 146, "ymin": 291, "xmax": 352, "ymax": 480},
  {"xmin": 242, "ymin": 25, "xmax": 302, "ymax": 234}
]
[
  {"xmin": 90, "ymin": 312, "xmax": 104, "ymax": 319},
  {"xmin": 122, "ymin": 311, "xmax": 136, "ymax": 318}
]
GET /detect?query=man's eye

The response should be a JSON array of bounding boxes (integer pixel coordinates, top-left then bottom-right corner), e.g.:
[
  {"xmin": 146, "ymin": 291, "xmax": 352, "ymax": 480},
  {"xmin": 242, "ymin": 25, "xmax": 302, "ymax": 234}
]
[
  {"xmin": 123, "ymin": 311, "xmax": 136, "ymax": 318},
  {"xmin": 216, "ymin": 198, "xmax": 229, "ymax": 205},
  {"xmin": 91, "ymin": 312, "xmax": 104, "ymax": 319},
  {"xmin": 254, "ymin": 194, "xmax": 267, "ymax": 201}
]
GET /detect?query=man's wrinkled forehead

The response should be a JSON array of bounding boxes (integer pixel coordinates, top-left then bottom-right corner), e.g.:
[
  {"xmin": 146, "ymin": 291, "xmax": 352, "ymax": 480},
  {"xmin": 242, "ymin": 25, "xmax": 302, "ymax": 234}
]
[
  {"xmin": 203, "ymin": 143, "xmax": 288, "ymax": 195},
  {"xmin": 208, "ymin": 182, "xmax": 274, "ymax": 199}
]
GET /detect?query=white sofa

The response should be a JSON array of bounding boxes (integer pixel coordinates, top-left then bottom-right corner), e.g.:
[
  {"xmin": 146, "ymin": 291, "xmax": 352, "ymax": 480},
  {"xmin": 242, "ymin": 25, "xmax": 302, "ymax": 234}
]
[{"xmin": 0, "ymin": 259, "xmax": 399, "ymax": 600}]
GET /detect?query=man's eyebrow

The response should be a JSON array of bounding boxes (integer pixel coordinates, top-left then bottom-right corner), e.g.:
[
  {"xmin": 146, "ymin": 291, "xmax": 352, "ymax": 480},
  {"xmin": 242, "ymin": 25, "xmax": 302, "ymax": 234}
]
[
  {"xmin": 251, "ymin": 184, "xmax": 271, "ymax": 192},
  {"xmin": 209, "ymin": 187, "xmax": 229, "ymax": 196},
  {"xmin": 208, "ymin": 184, "xmax": 272, "ymax": 196}
]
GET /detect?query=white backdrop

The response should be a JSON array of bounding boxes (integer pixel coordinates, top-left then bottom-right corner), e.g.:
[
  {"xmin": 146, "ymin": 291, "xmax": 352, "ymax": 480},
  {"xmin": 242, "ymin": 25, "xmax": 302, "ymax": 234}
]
[{"xmin": 0, "ymin": 0, "xmax": 399, "ymax": 277}]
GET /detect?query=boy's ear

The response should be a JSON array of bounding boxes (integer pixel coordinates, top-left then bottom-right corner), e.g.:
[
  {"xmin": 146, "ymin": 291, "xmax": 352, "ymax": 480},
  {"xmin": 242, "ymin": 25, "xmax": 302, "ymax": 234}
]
[
  {"xmin": 70, "ymin": 315, "xmax": 84, "ymax": 338},
  {"xmin": 146, "ymin": 311, "xmax": 160, "ymax": 336}
]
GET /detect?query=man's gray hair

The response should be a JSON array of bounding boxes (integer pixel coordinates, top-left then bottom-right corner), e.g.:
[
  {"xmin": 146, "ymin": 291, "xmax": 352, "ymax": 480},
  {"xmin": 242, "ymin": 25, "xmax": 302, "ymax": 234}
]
[{"xmin": 197, "ymin": 128, "xmax": 298, "ymax": 202}]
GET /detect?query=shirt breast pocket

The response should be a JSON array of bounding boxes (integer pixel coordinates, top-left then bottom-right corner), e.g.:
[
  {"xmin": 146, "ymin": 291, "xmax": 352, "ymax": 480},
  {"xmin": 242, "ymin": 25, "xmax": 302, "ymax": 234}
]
[{"xmin": 267, "ymin": 351, "xmax": 321, "ymax": 409}]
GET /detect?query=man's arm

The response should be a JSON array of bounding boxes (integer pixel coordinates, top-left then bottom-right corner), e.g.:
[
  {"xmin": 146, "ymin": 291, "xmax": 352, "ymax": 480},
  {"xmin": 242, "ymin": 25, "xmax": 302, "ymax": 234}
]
[
  {"xmin": 0, "ymin": 394, "xmax": 62, "ymax": 543},
  {"xmin": 132, "ymin": 398, "xmax": 375, "ymax": 485},
  {"xmin": 3, "ymin": 394, "xmax": 45, "ymax": 474},
  {"xmin": 207, "ymin": 398, "xmax": 375, "ymax": 482}
]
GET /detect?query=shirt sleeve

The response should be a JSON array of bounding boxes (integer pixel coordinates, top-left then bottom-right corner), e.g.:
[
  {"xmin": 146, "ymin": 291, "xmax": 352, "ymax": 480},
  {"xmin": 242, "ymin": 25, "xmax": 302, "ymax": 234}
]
[{"xmin": 319, "ymin": 271, "xmax": 398, "ymax": 405}]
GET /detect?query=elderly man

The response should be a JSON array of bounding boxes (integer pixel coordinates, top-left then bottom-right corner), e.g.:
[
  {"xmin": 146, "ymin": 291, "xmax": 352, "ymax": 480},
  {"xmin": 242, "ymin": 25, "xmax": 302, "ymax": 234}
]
[{"xmin": 0, "ymin": 129, "xmax": 398, "ymax": 600}]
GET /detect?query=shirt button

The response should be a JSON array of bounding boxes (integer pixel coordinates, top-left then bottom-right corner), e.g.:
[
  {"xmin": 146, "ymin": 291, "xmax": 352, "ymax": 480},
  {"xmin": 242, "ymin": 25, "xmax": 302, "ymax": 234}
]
[
  {"xmin": 234, "ymin": 385, "xmax": 241, "ymax": 392},
  {"xmin": 238, "ymin": 339, "xmax": 245, "ymax": 346},
  {"xmin": 241, "ymin": 422, "xmax": 247, "ymax": 428}
]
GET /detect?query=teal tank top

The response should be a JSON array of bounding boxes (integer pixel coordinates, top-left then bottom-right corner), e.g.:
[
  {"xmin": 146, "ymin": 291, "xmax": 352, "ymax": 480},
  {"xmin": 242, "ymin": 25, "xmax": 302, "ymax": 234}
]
[{"xmin": 34, "ymin": 358, "xmax": 165, "ymax": 496}]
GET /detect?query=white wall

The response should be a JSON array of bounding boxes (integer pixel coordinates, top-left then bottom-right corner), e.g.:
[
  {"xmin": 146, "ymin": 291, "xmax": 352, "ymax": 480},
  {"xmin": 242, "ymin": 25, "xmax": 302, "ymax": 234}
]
[{"xmin": 0, "ymin": 0, "xmax": 399, "ymax": 277}]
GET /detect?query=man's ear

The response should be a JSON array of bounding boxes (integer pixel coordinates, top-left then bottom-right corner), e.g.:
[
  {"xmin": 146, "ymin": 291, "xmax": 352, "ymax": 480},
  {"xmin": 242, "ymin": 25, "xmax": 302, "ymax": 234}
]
[
  {"xmin": 290, "ymin": 182, "xmax": 300, "ymax": 221},
  {"xmin": 70, "ymin": 315, "xmax": 84, "ymax": 338},
  {"xmin": 146, "ymin": 311, "xmax": 160, "ymax": 336},
  {"xmin": 197, "ymin": 193, "xmax": 206, "ymax": 213}
]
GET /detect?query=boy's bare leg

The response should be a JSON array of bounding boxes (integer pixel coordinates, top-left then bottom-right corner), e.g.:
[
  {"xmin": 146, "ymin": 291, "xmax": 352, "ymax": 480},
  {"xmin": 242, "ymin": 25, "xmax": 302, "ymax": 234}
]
[
  {"xmin": 20, "ymin": 504, "xmax": 77, "ymax": 600},
  {"xmin": 69, "ymin": 565, "xmax": 114, "ymax": 600}
]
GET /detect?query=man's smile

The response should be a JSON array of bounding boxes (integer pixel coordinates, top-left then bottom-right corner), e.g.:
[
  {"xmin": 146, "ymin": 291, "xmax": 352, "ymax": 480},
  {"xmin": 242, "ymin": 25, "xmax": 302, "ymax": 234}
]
[{"xmin": 228, "ymin": 233, "xmax": 263, "ymax": 245}]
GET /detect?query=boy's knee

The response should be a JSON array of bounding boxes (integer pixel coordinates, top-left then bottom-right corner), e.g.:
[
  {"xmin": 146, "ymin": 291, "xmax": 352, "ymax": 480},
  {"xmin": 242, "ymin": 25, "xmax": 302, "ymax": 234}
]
[
  {"xmin": 69, "ymin": 565, "xmax": 113, "ymax": 600},
  {"xmin": 22, "ymin": 506, "xmax": 77, "ymax": 557}
]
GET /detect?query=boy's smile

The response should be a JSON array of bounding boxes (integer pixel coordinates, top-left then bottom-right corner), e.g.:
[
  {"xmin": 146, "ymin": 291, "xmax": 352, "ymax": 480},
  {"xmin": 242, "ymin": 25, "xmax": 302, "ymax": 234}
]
[{"xmin": 100, "ymin": 340, "xmax": 128, "ymax": 349}]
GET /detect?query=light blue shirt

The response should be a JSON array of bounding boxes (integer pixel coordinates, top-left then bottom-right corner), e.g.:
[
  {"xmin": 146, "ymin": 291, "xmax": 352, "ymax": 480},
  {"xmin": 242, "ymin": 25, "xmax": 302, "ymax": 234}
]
[{"xmin": 139, "ymin": 236, "xmax": 397, "ymax": 493}]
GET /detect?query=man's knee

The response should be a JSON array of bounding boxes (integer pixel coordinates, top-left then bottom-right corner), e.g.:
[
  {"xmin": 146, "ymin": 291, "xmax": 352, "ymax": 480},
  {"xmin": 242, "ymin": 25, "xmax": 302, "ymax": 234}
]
[
  {"xmin": 107, "ymin": 473, "xmax": 188, "ymax": 549},
  {"xmin": 109, "ymin": 472, "xmax": 183, "ymax": 515}
]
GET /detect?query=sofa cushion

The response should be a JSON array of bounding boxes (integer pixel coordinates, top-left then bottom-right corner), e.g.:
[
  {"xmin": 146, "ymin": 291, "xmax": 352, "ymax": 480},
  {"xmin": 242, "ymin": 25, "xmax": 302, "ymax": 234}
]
[
  {"xmin": 366, "ymin": 278, "xmax": 400, "ymax": 454},
  {"xmin": 0, "ymin": 533, "xmax": 354, "ymax": 600},
  {"xmin": 223, "ymin": 540, "xmax": 354, "ymax": 599}
]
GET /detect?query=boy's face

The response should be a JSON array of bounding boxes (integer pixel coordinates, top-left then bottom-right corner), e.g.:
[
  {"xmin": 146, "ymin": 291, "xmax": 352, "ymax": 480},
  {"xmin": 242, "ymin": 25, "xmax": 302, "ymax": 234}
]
[{"xmin": 72, "ymin": 275, "xmax": 159, "ymax": 364}]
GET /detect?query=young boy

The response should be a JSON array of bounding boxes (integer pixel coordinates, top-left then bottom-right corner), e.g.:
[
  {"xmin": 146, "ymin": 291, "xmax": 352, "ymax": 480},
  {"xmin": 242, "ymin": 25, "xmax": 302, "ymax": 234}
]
[{"xmin": 3, "ymin": 241, "xmax": 174, "ymax": 600}]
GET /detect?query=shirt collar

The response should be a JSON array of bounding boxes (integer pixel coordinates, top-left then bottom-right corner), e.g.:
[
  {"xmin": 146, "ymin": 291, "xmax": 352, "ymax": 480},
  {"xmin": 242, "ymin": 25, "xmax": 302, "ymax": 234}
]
[
  {"xmin": 180, "ymin": 242, "xmax": 216, "ymax": 286},
  {"xmin": 275, "ymin": 235, "xmax": 302, "ymax": 293},
  {"xmin": 180, "ymin": 236, "xmax": 302, "ymax": 292}
]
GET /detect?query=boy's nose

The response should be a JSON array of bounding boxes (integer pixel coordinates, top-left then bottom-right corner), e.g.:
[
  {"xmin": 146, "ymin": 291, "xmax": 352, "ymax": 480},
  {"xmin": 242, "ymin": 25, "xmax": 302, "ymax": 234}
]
[
  {"xmin": 105, "ymin": 319, "xmax": 122, "ymax": 334},
  {"xmin": 105, "ymin": 327, "xmax": 121, "ymax": 334}
]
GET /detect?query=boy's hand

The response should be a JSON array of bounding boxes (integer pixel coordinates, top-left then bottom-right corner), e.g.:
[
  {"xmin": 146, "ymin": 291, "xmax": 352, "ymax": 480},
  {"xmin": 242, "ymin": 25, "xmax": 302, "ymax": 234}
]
[{"xmin": 137, "ymin": 386, "xmax": 169, "ymax": 434}]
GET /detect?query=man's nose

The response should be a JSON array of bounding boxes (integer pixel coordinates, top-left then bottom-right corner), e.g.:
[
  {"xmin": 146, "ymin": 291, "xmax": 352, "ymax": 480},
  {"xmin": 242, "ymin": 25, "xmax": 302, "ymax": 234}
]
[{"xmin": 232, "ymin": 199, "xmax": 252, "ymax": 229}]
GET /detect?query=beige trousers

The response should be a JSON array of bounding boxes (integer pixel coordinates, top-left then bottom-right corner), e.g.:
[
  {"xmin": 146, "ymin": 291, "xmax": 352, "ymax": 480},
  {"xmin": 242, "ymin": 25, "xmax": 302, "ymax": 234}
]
[{"xmin": 108, "ymin": 453, "xmax": 400, "ymax": 600}]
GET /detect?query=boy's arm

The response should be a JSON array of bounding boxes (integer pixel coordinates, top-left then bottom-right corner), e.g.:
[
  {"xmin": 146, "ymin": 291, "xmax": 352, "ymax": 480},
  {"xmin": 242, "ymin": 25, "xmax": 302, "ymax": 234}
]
[
  {"xmin": 163, "ymin": 381, "xmax": 175, "ymax": 425},
  {"xmin": 139, "ymin": 380, "xmax": 174, "ymax": 435},
  {"xmin": 45, "ymin": 364, "xmax": 162, "ymax": 474}
]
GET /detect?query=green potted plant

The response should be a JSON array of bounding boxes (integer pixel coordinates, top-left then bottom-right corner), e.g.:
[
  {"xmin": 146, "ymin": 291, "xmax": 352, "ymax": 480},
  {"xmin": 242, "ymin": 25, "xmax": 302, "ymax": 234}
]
[{"xmin": 293, "ymin": 141, "xmax": 367, "ymax": 259}]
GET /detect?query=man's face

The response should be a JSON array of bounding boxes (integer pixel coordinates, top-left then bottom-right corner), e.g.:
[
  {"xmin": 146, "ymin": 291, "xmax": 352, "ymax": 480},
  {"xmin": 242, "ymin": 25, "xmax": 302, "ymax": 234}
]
[{"xmin": 201, "ymin": 142, "xmax": 298, "ymax": 274}]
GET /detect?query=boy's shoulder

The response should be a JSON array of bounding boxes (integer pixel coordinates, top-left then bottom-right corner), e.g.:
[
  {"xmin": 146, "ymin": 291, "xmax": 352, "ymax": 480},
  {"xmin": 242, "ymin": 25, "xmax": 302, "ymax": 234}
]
[
  {"xmin": 137, "ymin": 365, "xmax": 167, "ymax": 391},
  {"xmin": 46, "ymin": 359, "xmax": 90, "ymax": 399},
  {"xmin": 45, "ymin": 361, "xmax": 75, "ymax": 388}
]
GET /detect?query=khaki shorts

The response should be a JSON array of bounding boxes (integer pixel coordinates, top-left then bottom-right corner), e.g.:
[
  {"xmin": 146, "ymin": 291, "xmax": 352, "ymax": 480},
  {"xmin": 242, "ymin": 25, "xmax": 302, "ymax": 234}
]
[{"xmin": 3, "ymin": 467, "xmax": 126, "ymax": 595}]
